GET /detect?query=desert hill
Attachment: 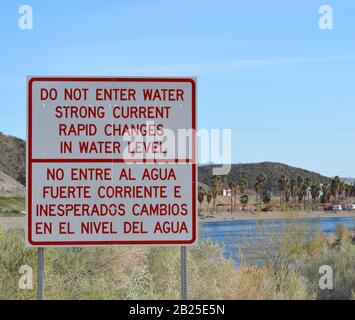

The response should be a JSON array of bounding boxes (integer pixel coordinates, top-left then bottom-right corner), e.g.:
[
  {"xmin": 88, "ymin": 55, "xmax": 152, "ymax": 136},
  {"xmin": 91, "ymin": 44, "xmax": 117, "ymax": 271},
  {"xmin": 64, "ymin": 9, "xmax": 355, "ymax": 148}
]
[
  {"xmin": 0, "ymin": 133, "xmax": 342, "ymax": 197},
  {"xmin": 0, "ymin": 132, "xmax": 26, "ymax": 185},
  {"xmin": 0, "ymin": 170, "xmax": 25, "ymax": 197},
  {"xmin": 198, "ymin": 162, "xmax": 332, "ymax": 195}
]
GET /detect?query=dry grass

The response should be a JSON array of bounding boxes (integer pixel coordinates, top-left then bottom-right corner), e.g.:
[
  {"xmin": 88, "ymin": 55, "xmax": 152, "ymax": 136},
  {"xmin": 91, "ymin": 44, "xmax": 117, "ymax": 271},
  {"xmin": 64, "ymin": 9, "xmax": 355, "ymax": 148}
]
[
  {"xmin": 0, "ymin": 223, "xmax": 353, "ymax": 300},
  {"xmin": 0, "ymin": 197, "xmax": 25, "ymax": 215}
]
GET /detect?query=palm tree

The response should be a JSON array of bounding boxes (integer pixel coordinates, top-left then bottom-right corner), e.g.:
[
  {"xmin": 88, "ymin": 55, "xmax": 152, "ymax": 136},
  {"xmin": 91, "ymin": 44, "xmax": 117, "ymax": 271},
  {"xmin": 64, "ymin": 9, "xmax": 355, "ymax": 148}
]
[
  {"xmin": 254, "ymin": 181, "xmax": 260, "ymax": 205},
  {"xmin": 339, "ymin": 181, "xmax": 345, "ymax": 201},
  {"xmin": 207, "ymin": 192, "xmax": 212, "ymax": 212},
  {"xmin": 344, "ymin": 182, "xmax": 355, "ymax": 203},
  {"xmin": 221, "ymin": 175, "xmax": 228, "ymax": 194},
  {"xmin": 210, "ymin": 175, "xmax": 221, "ymax": 212},
  {"xmin": 290, "ymin": 179, "xmax": 297, "ymax": 205},
  {"xmin": 198, "ymin": 186, "xmax": 205, "ymax": 215},
  {"xmin": 285, "ymin": 187, "xmax": 291, "ymax": 204},
  {"xmin": 229, "ymin": 180, "xmax": 238, "ymax": 212},
  {"xmin": 278, "ymin": 175, "xmax": 289, "ymax": 209},
  {"xmin": 239, "ymin": 179, "xmax": 248, "ymax": 194},
  {"xmin": 345, "ymin": 184, "xmax": 352, "ymax": 203},
  {"xmin": 255, "ymin": 173, "xmax": 267, "ymax": 207},
  {"xmin": 259, "ymin": 173, "xmax": 267, "ymax": 188},
  {"xmin": 331, "ymin": 176, "xmax": 341, "ymax": 203},
  {"xmin": 297, "ymin": 176, "xmax": 304, "ymax": 206},
  {"xmin": 301, "ymin": 182, "xmax": 308, "ymax": 210},
  {"xmin": 240, "ymin": 194, "xmax": 249, "ymax": 211},
  {"xmin": 304, "ymin": 177, "xmax": 312, "ymax": 210},
  {"xmin": 278, "ymin": 177, "xmax": 283, "ymax": 206},
  {"xmin": 321, "ymin": 183, "xmax": 331, "ymax": 204},
  {"xmin": 310, "ymin": 181, "xmax": 321, "ymax": 210}
]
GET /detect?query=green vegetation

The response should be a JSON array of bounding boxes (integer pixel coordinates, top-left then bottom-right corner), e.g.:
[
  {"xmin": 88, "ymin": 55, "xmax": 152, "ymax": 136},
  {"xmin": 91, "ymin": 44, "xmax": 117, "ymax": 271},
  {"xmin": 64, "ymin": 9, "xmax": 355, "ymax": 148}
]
[
  {"xmin": 198, "ymin": 168, "xmax": 355, "ymax": 213},
  {"xmin": 0, "ymin": 197, "xmax": 25, "ymax": 216},
  {"xmin": 275, "ymin": 175, "xmax": 355, "ymax": 210},
  {"xmin": 198, "ymin": 186, "xmax": 206, "ymax": 217},
  {"xmin": 0, "ymin": 223, "xmax": 353, "ymax": 300},
  {"xmin": 0, "ymin": 211, "xmax": 25, "ymax": 217},
  {"xmin": 240, "ymin": 194, "xmax": 248, "ymax": 205},
  {"xmin": 210, "ymin": 175, "xmax": 220, "ymax": 212},
  {"xmin": 0, "ymin": 196, "xmax": 25, "ymax": 208},
  {"xmin": 262, "ymin": 190, "xmax": 272, "ymax": 204},
  {"xmin": 198, "ymin": 162, "xmax": 331, "ymax": 195},
  {"xmin": 254, "ymin": 173, "xmax": 267, "ymax": 207}
]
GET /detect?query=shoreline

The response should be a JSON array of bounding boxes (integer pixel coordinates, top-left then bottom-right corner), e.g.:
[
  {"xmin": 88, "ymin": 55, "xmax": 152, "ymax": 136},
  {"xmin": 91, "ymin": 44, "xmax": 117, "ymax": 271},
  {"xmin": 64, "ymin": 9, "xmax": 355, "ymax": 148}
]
[
  {"xmin": 199, "ymin": 210, "xmax": 355, "ymax": 223},
  {"xmin": 0, "ymin": 211, "xmax": 355, "ymax": 230}
]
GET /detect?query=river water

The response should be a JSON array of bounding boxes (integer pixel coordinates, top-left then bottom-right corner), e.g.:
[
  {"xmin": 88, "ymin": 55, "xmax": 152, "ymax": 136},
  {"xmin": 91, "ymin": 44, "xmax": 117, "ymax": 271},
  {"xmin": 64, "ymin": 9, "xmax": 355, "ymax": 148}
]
[{"xmin": 200, "ymin": 216, "xmax": 355, "ymax": 266}]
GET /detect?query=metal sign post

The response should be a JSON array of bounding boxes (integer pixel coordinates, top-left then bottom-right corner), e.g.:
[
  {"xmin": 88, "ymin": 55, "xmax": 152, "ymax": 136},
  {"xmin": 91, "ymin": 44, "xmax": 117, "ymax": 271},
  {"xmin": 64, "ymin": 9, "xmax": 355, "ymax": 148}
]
[
  {"xmin": 37, "ymin": 247, "xmax": 44, "ymax": 300},
  {"xmin": 181, "ymin": 246, "xmax": 188, "ymax": 300}
]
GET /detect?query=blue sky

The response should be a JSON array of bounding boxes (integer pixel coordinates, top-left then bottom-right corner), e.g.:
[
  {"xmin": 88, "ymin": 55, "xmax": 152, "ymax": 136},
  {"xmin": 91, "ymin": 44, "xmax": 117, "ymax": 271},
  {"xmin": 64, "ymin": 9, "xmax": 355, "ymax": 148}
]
[{"xmin": 1, "ymin": 0, "xmax": 355, "ymax": 177}]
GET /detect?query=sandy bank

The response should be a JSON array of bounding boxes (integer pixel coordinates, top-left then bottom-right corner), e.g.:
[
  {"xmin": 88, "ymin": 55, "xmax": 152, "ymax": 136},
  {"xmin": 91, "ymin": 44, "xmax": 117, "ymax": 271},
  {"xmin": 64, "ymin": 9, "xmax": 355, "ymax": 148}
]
[{"xmin": 199, "ymin": 210, "xmax": 355, "ymax": 222}]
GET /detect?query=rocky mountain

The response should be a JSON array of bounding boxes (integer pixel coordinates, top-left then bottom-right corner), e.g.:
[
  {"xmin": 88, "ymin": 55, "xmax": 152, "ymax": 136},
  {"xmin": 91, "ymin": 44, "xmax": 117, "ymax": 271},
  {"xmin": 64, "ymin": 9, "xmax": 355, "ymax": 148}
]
[
  {"xmin": 0, "ymin": 171, "xmax": 25, "ymax": 197},
  {"xmin": 0, "ymin": 132, "xmax": 26, "ymax": 185}
]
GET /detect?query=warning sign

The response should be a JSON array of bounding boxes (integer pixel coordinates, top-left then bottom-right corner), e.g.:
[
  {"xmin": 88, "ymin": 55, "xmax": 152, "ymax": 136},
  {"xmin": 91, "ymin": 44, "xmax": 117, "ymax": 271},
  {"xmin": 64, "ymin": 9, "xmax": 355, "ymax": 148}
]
[{"xmin": 27, "ymin": 77, "xmax": 196, "ymax": 246}]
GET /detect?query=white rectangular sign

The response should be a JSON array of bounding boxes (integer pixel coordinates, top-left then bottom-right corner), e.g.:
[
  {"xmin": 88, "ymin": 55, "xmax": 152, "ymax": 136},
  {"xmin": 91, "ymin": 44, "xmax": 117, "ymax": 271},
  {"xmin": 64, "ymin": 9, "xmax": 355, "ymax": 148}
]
[{"xmin": 27, "ymin": 77, "xmax": 196, "ymax": 246}]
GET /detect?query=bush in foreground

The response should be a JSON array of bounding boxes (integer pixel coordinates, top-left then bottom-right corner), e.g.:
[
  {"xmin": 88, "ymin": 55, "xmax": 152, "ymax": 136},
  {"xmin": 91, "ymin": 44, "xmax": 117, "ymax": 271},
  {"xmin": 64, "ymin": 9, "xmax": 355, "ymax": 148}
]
[{"xmin": 0, "ymin": 224, "xmax": 353, "ymax": 300}]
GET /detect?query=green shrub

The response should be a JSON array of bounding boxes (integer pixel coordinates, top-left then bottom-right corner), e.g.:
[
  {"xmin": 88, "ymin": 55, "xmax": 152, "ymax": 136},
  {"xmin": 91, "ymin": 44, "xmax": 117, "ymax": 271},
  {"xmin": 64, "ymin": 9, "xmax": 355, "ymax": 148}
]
[
  {"xmin": 0, "ymin": 223, "xmax": 353, "ymax": 300},
  {"xmin": 302, "ymin": 225, "xmax": 355, "ymax": 300}
]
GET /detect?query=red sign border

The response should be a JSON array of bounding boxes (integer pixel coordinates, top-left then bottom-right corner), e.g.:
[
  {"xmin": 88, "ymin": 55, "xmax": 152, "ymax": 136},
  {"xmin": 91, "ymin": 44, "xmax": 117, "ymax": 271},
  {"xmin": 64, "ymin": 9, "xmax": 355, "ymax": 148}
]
[{"xmin": 27, "ymin": 77, "xmax": 196, "ymax": 246}]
